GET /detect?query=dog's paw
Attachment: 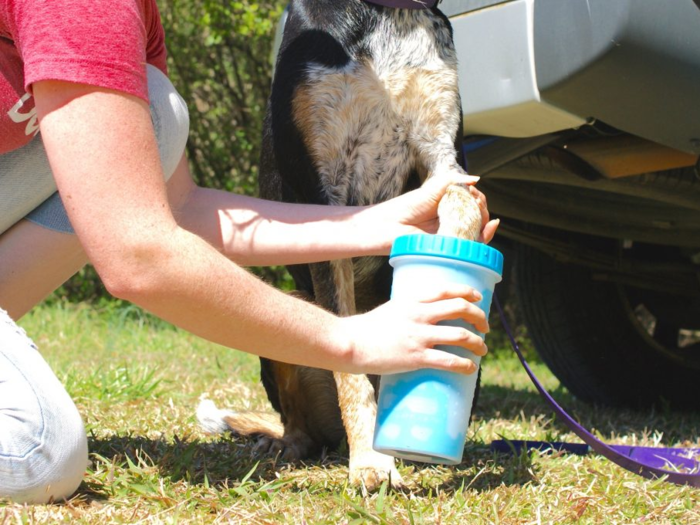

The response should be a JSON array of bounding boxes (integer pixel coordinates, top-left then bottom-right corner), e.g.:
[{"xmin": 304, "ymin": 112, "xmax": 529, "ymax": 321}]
[
  {"xmin": 437, "ymin": 183, "xmax": 482, "ymax": 241},
  {"xmin": 252, "ymin": 436, "xmax": 300, "ymax": 461},
  {"xmin": 349, "ymin": 451, "xmax": 404, "ymax": 492},
  {"xmin": 252, "ymin": 433, "xmax": 315, "ymax": 462}
]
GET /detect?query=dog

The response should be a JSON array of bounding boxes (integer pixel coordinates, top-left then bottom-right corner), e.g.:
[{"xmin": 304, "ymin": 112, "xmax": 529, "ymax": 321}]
[{"xmin": 198, "ymin": 0, "xmax": 483, "ymax": 491}]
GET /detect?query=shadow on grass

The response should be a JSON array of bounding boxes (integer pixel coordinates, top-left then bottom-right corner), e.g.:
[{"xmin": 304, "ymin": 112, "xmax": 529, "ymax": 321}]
[
  {"xmin": 76, "ymin": 430, "xmax": 541, "ymax": 500},
  {"xmin": 400, "ymin": 449, "xmax": 539, "ymax": 495},
  {"xmin": 75, "ymin": 384, "xmax": 700, "ymax": 501},
  {"xmin": 475, "ymin": 383, "xmax": 700, "ymax": 444},
  {"xmin": 77, "ymin": 432, "xmax": 287, "ymax": 501}
]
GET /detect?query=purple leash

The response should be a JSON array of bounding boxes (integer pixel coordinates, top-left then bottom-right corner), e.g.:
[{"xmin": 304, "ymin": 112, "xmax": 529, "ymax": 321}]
[{"xmin": 491, "ymin": 295, "xmax": 700, "ymax": 486}]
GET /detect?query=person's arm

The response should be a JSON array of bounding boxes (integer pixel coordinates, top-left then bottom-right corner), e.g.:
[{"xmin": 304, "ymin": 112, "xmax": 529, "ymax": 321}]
[
  {"xmin": 34, "ymin": 81, "xmax": 488, "ymax": 375},
  {"xmin": 169, "ymin": 158, "xmax": 497, "ymax": 267}
]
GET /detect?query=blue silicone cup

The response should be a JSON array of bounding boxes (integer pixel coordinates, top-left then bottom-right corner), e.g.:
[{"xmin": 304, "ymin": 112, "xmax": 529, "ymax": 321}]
[{"xmin": 373, "ymin": 234, "xmax": 503, "ymax": 464}]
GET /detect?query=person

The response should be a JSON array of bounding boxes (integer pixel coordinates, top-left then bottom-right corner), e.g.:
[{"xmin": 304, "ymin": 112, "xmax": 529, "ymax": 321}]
[{"xmin": 0, "ymin": 0, "xmax": 498, "ymax": 504}]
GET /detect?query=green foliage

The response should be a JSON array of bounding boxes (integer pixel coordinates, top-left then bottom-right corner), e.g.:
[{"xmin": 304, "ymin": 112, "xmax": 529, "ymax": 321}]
[
  {"xmin": 52, "ymin": 264, "xmax": 109, "ymax": 304},
  {"xmin": 159, "ymin": 0, "xmax": 285, "ymax": 193}
]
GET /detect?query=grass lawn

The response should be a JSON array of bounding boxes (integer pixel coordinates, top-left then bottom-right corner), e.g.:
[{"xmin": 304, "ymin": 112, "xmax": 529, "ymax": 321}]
[{"xmin": 2, "ymin": 301, "xmax": 700, "ymax": 524}]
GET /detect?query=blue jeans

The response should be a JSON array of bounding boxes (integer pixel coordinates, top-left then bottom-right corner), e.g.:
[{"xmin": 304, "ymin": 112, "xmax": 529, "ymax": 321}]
[
  {"xmin": 0, "ymin": 308, "xmax": 88, "ymax": 503},
  {"xmin": 0, "ymin": 65, "xmax": 189, "ymax": 503}
]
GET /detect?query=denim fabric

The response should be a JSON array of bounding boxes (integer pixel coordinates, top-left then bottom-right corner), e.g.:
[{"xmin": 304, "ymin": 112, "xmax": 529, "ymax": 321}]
[{"xmin": 0, "ymin": 308, "xmax": 88, "ymax": 503}]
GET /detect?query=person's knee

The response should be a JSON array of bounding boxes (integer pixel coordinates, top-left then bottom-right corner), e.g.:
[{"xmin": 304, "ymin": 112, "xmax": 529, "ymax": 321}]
[
  {"xmin": 23, "ymin": 64, "xmax": 189, "ymax": 235},
  {"xmin": 147, "ymin": 64, "xmax": 190, "ymax": 180},
  {"xmin": 0, "ymin": 399, "xmax": 88, "ymax": 504},
  {"xmin": 0, "ymin": 318, "xmax": 89, "ymax": 504}
]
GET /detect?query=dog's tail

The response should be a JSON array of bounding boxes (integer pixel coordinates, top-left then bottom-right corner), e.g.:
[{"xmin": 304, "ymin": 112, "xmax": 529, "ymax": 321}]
[{"xmin": 196, "ymin": 399, "xmax": 284, "ymax": 438}]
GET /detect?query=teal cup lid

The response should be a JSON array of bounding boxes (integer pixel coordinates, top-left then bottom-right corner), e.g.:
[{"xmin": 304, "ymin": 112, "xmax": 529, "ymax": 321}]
[{"xmin": 390, "ymin": 234, "xmax": 504, "ymax": 276}]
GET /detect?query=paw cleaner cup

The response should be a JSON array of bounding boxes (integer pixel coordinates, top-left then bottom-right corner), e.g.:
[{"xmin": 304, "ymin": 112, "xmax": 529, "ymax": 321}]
[{"xmin": 373, "ymin": 234, "xmax": 503, "ymax": 464}]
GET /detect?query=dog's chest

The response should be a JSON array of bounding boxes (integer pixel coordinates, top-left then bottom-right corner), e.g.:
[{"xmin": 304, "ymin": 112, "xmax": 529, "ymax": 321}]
[{"xmin": 291, "ymin": 10, "xmax": 458, "ymax": 207}]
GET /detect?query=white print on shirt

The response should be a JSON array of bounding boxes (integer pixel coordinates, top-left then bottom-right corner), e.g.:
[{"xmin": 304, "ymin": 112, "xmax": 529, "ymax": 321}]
[{"xmin": 8, "ymin": 92, "xmax": 39, "ymax": 137}]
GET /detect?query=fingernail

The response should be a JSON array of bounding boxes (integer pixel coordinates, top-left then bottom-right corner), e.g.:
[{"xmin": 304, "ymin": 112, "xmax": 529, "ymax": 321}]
[{"xmin": 473, "ymin": 290, "xmax": 483, "ymax": 301}]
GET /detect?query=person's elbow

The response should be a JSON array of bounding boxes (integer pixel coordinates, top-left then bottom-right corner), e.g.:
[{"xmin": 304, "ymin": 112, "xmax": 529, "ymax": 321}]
[{"xmin": 92, "ymin": 237, "xmax": 175, "ymax": 303}]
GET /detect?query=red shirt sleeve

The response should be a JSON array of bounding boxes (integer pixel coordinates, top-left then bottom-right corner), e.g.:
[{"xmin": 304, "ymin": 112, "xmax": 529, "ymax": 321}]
[{"xmin": 9, "ymin": 0, "xmax": 167, "ymax": 103}]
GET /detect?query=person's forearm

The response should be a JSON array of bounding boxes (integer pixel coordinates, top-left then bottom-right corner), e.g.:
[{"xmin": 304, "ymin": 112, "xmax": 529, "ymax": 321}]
[
  {"xmin": 106, "ymin": 223, "xmax": 487, "ymax": 376},
  {"xmin": 110, "ymin": 224, "xmax": 355, "ymax": 371},
  {"xmin": 176, "ymin": 185, "xmax": 391, "ymax": 266}
]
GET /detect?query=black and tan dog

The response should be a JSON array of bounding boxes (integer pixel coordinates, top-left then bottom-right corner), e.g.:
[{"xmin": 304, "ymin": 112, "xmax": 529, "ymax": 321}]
[{"xmin": 198, "ymin": 0, "xmax": 483, "ymax": 490}]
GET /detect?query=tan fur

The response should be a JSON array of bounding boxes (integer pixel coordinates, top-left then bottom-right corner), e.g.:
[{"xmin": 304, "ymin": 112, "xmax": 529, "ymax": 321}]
[
  {"xmin": 334, "ymin": 371, "xmax": 403, "ymax": 488},
  {"xmin": 438, "ymin": 184, "xmax": 483, "ymax": 240},
  {"xmin": 293, "ymin": 62, "xmax": 416, "ymax": 206},
  {"xmin": 220, "ymin": 412, "xmax": 284, "ymax": 439},
  {"xmin": 331, "ymin": 259, "xmax": 356, "ymax": 316},
  {"xmin": 268, "ymin": 358, "xmax": 344, "ymax": 460}
]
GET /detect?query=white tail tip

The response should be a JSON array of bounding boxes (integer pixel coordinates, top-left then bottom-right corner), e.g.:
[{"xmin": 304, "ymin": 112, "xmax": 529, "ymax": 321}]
[{"xmin": 196, "ymin": 398, "xmax": 235, "ymax": 435}]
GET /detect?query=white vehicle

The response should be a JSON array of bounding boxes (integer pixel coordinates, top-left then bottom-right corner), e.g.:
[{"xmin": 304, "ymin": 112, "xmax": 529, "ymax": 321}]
[{"xmin": 445, "ymin": 0, "xmax": 700, "ymax": 409}]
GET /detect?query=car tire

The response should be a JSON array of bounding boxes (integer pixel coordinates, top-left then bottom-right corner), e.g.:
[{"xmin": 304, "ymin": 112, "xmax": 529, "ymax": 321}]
[{"xmin": 514, "ymin": 229, "xmax": 700, "ymax": 409}]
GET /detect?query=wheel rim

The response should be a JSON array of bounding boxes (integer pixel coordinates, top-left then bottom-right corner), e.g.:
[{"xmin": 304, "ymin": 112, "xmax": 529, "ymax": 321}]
[{"xmin": 619, "ymin": 285, "xmax": 700, "ymax": 369}]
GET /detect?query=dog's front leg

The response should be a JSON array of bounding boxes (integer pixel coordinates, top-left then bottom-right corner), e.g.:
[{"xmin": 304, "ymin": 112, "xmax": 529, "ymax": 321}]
[
  {"xmin": 333, "ymin": 371, "xmax": 403, "ymax": 491},
  {"xmin": 420, "ymin": 142, "xmax": 483, "ymax": 241},
  {"xmin": 321, "ymin": 259, "xmax": 403, "ymax": 491},
  {"xmin": 406, "ymin": 71, "xmax": 483, "ymax": 241}
]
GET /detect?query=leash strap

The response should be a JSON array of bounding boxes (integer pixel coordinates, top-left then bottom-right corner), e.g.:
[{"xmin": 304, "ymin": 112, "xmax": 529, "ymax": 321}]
[
  {"xmin": 492, "ymin": 295, "xmax": 700, "ymax": 486},
  {"xmin": 363, "ymin": 0, "xmax": 438, "ymax": 9}
]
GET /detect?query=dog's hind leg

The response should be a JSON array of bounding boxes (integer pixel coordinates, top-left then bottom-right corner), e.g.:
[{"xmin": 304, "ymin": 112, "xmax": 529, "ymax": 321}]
[
  {"xmin": 313, "ymin": 259, "xmax": 404, "ymax": 491},
  {"xmin": 198, "ymin": 361, "xmax": 345, "ymax": 462},
  {"xmin": 256, "ymin": 360, "xmax": 344, "ymax": 460},
  {"xmin": 253, "ymin": 289, "xmax": 346, "ymax": 461}
]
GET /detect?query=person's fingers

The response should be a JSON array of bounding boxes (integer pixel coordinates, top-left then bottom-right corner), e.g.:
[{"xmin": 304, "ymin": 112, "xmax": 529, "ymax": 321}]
[
  {"xmin": 468, "ymin": 183, "xmax": 487, "ymax": 204},
  {"xmin": 469, "ymin": 184, "xmax": 490, "ymax": 222},
  {"xmin": 418, "ymin": 297, "xmax": 489, "ymax": 334},
  {"xmin": 413, "ymin": 284, "xmax": 483, "ymax": 304},
  {"xmin": 423, "ymin": 172, "xmax": 481, "ymax": 199},
  {"xmin": 466, "ymin": 185, "xmax": 499, "ymax": 244},
  {"xmin": 424, "ymin": 323, "xmax": 489, "ymax": 356},
  {"xmin": 419, "ymin": 348, "xmax": 481, "ymax": 374}
]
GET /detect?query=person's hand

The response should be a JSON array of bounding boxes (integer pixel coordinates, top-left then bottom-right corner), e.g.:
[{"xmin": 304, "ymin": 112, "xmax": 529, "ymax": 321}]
[
  {"xmin": 367, "ymin": 172, "xmax": 500, "ymax": 250},
  {"xmin": 335, "ymin": 283, "xmax": 489, "ymax": 375}
]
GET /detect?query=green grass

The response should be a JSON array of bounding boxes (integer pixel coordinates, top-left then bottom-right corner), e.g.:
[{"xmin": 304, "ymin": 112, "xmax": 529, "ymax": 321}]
[{"xmin": 2, "ymin": 301, "xmax": 700, "ymax": 523}]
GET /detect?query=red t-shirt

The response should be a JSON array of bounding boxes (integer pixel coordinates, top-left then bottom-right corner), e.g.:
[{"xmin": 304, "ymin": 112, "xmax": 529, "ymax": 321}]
[{"xmin": 0, "ymin": 0, "xmax": 168, "ymax": 155}]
